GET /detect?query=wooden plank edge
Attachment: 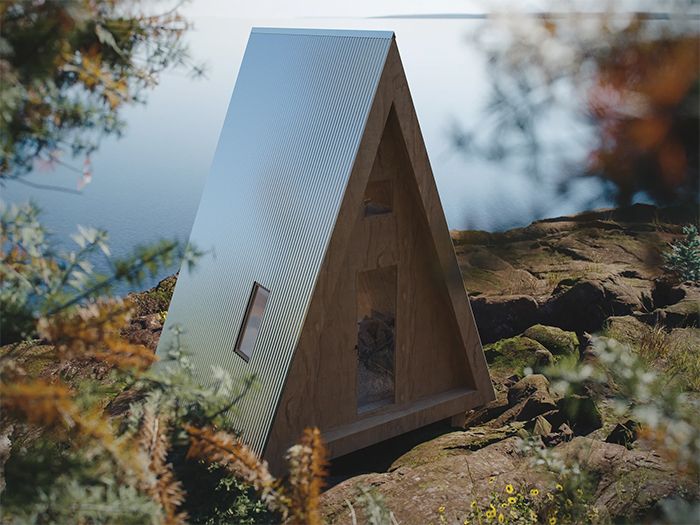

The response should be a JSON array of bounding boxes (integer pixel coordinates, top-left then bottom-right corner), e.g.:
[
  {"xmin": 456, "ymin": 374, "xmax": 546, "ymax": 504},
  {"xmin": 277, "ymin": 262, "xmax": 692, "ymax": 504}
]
[{"xmin": 324, "ymin": 388, "xmax": 480, "ymax": 458}]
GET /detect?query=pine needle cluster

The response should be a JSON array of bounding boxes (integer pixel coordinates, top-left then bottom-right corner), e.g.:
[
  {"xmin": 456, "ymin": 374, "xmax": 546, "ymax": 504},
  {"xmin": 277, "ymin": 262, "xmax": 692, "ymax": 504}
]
[
  {"xmin": 286, "ymin": 428, "xmax": 329, "ymax": 525},
  {"xmin": 184, "ymin": 424, "xmax": 329, "ymax": 524},
  {"xmin": 0, "ymin": 202, "xmax": 329, "ymax": 524},
  {"xmin": 37, "ymin": 299, "xmax": 157, "ymax": 371},
  {"xmin": 663, "ymin": 224, "xmax": 700, "ymax": 282}
]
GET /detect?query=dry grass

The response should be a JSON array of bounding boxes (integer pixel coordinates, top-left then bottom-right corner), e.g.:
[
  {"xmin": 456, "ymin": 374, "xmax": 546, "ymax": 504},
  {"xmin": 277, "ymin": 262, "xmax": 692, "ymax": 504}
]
[{"xmin": 607, "ymin": 320, "xmax": 700, "ymax": 392}]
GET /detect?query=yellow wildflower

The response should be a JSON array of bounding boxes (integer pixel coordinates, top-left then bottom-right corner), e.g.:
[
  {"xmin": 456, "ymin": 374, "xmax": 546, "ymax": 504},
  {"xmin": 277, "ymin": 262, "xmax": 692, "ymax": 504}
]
[
  {"xmin": 555, "ymin": 483, "xmax": 563, "ymax": 491},
  {"xmin": 546, "ymin": 493, "xmax": 554, "ymax": 501},
  {"xmin": 530, "ymin": 510, "xmax": 538, "ymax": 520},
  {"xmin": 489, "ymin": 476, "xmax": 496, "ymax": 485},
  {"xmin": 565, "ymin": 498, "xmax": 573, "ymax": 507},
  {"xmin": 549, "ymin": 517, "xmax": 557, "ymax": 525},
  {"xmin": 507, "ymin": 497, "xmax": 517, "ymax": 505},
  {"xmin": 471, "ymin": 500, "xmax": 477, "ymax": 509},
  {"xmin": 463, "ymin": 520, "xmax": 470, "ymax": 525},
  {"xmin": 485, "ymin": 509, "xmax": 496, "ymax": 519},
  {"xmin": 438, "ymin": 506, "xmax": 446, "ymax": 513},
  {"xmin": 498, "ymin": 514, "xmax": 505, "ymax": 523},
  {"xmin": 505, "ymin": 484, "xmax": 514, "ymax": 494},
  {"xmin": 576, "ymin": 488, "xmax": 583, "ymax": 497},
  {"xmin": 501, "ymin": 502, "xmax": 508, "ymax": 508},
  {"xmin": 529, "ymin": 488, "xmax": 539, "ymax": 496}
]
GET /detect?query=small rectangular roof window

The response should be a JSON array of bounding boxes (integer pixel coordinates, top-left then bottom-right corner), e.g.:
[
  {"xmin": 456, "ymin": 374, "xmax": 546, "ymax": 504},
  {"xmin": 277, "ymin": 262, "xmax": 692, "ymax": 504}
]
[{"xmin": 234, "ymin": 282, "xmax": 270, "ymax": 361}]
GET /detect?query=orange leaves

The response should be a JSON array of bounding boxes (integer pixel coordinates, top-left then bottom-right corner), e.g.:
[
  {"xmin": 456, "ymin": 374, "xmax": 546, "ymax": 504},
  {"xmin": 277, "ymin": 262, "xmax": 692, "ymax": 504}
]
[
  {"xmin": 37, "ymin": 300, "xmax": 156, "ymax": 371},
  {"xmin": 137, "ymin": 406, "xmax": 187, "ymax": 525},
  {"xmin": 78, "ymin": 47, "xmax": 104, "ymax": 90},
  {"xmin": 72, "ymin": 45, "xmax": 130, "ymax": 110},
  {"xmin": 587, "ymin": 35, "xmax": 700, "ymax": 198},
  {"xmin": 0, "ymin": 378, "xmax": 76, "ymax": 429},
  {"xmin": 0, "ymin": 377, "xmax": 124, "ymax": 465},
  {"xmin": 639, "ymin": 37, "xmax": 699, "ymax": 107},
  {"xmin": 184, "ymin": 424, "xmax": 285, "ymax": 513},
  {"xmin": 286, "ymin": 427, "xmax": 329, "ymax": 525},
  {"xmin": 185, "ymin": 424, "xmax": 329, "ymax": 523}
]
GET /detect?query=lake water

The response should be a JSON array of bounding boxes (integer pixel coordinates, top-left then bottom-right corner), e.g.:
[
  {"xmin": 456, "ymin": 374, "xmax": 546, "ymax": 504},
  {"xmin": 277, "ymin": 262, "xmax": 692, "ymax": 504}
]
[{"xmin": 2, "ymin": 16, "xmax": 610, "ymax": 295}]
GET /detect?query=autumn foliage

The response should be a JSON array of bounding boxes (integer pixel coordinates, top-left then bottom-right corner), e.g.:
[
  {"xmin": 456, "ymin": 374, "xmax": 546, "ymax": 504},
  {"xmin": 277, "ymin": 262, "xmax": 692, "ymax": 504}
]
[
  {"xmin": 460, "ymin": 4, "xmax": 699, "ymax": 208},
  {"xmin": 0, "ymin": 201, "xmax": 327, "ymax": 523},
  {"xmin": 0, "ymin": 0, "xmax": 200, "ymax": 180},
  {"xmin": 588, "ymin": 33, "xmax": 699, "ymax": 203},
  {"xmin": 1, "ymin": 297, "xmax": 329, "ymax": 523}
]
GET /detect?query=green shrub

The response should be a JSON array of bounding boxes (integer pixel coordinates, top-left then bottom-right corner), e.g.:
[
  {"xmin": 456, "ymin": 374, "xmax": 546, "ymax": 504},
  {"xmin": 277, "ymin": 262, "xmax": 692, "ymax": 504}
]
[{"xmin": 663, "ymin": 224, "xmax": 700, "ymax": 282}]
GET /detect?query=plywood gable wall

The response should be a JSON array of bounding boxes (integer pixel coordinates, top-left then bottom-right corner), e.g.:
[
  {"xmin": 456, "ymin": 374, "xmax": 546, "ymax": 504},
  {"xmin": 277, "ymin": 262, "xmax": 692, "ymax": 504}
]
[{"xmin": 264, "ymin": 41, "xmax": 494, "ymax": 469}]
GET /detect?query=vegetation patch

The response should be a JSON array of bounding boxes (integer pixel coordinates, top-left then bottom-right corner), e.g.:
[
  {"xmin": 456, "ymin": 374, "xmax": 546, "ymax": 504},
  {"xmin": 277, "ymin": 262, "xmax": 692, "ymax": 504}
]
[{"xmin": 523, "ymin": 325, "xmax": 579, "ymax": 356}]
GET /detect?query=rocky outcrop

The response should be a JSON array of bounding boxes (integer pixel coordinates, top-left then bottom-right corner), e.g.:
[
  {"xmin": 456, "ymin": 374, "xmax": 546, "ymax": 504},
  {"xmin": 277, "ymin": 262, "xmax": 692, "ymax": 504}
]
[
  {"xmin": 457, "ymin": 203, "xmax": 698, "ymax": 342},
  {"xmin": 522, "ymin": 325, "xmax": 579, "ymax": 356},
  {"xmin": 321, "ymin": 435, "xmax": 695, "ymax": 524},
  {"xmin": 471, "ymin": 295, "xmax": 539, "ymax": 343},
  {"xmin": 120, "ymin": 275, "xmax": 175, "ymax": 351}
]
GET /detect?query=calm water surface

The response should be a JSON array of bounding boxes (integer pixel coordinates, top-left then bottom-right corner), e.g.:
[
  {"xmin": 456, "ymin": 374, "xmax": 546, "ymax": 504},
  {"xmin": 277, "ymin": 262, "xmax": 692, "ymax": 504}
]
[{"xmin": 3, "ymin": 17, "xmax": 608, "ymax": 295}]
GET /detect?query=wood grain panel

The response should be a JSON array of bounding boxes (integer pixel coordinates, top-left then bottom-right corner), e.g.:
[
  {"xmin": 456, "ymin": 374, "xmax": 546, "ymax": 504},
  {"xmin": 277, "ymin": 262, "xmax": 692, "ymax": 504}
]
[{"xmin": 263, "ymin": 38, "xmax": 494, "ymax": 473}]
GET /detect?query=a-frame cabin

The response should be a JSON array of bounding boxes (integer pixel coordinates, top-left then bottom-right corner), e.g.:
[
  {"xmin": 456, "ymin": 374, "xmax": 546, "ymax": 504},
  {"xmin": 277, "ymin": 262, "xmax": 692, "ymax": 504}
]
[{"xmin": 157, "ymin": 28, "xmax": 494, "ymax": 472}]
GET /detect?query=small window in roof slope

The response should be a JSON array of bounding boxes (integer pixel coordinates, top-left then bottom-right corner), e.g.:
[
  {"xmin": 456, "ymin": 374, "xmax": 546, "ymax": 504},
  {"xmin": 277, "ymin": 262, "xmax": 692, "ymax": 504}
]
[{"xmin": 234, "ymin": 282, "xmax": 270, "ymax": 361}]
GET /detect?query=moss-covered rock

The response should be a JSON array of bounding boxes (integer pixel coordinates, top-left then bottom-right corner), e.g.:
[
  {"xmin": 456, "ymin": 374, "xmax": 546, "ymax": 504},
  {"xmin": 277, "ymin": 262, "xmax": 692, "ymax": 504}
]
[
  {"xmin": 603, "ymin": 315, "xmax": 649, "ymax": 342},
  {"xmin": 522, "ymin": 324, "xmax": 579, "ymax": 355},
  {"xmin": 484, "ymin": 336, "xmax": 553, "ymax": 377}
]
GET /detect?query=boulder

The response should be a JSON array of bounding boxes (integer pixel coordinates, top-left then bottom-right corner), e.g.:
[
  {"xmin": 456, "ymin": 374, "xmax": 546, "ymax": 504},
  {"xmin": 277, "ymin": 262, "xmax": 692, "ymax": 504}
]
[
  {"xmin": 507, "ymin": 374, "xmax": 551, "ymax": 406},
  {"xmin": 605, "ymin": 420, "xmax": 640, "ymax": 448},
  {"xmin": 470, "ymin": 295, "xmax": 539, "ymax": 343},
  {"xmin": 121, "ymin": 313, "xmax": 164, "ymax": 351},
  {"xmin": 601, "ymin": 275, "xmax": 655, "ymax": 315},
  {"xmin": 539, "ymin": 279, "xmax": 610, "ymax": 332},
  {"xmin": 654, "ymin": 297, "xmax": 699, "ymax": 328},
  {"xmin": 125, "ymin": 274, "xmax": 177, "ymax": 316},
  {"xmin": 323, "ymin": 437, "xmax": 543, "ymax": 525},
  {"xmin": 322, "ymin": 435, "xmax": 697, "ymax": 525},
  {"xmin": 543, "ymin": 423, "xmax": 574, "ymax": 447},
  {"xmin": 530, "ymin": 415, "xmax": 552, "ymax": 436},
  {"xmin": 484, "ymin": 337, "xmax": 553, "ymax": 377},
  {"xmin": 389, "ymin": 424, "xmax": 526, "ymax": 471},
  {"xmin": 558, "ymin": 437, "xmax": 699, "ymax": 521},
  {"xmin": 491, "ymin": 377, "xmax": 559, "ymax": 428},
  {"xmin": 652, "ymin": 279, "xmax": 688, "ymax": 308},
  {"xmin": 522, "ymin": 325, "xmax": 579, "ymax": 356},
  {"xmin": 579, "ymin": 331, "xmax": 599, "ymax": 363},
  {"xmin": 624, "ymin": 281, "xmax": 699, "ymax": 329},
  {"xmin": 604, "ymin": 315, "xmax": 648, "ymax": 341},
  {"xmin": 462, "ymin": 397, "xmax": 510, "ymax": 428}
]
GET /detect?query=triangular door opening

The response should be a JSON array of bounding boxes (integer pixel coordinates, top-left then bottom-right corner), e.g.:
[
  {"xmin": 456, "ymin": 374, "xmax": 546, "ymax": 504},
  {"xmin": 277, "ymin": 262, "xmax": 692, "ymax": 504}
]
[{"xmin": 353, "ymin": 103, "xmax": 478, "ymax": 410}]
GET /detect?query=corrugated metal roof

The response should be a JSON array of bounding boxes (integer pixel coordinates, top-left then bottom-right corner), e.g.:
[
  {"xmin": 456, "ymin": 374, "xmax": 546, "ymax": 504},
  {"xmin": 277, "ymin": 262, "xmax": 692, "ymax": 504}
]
[{"xmin": 157, "ymin": 27, "xmax": 394, "ymax": 453}]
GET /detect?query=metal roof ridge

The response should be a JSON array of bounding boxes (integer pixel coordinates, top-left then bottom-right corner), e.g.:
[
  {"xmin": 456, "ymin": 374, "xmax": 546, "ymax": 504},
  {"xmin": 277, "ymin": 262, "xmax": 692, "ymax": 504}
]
[{"xmin": 251, "ymin": 27, "xmax": 395, "ymax": 39}]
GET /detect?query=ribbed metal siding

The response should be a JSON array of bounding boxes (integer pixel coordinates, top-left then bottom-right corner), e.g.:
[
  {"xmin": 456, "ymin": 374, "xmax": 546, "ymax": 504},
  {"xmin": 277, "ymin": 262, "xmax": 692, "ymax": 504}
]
[{"xmin": 157, "ymin": 28, "xmax": 393, "ymax": 454}]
